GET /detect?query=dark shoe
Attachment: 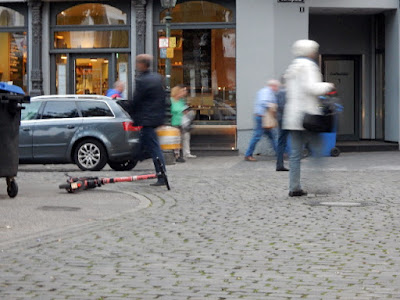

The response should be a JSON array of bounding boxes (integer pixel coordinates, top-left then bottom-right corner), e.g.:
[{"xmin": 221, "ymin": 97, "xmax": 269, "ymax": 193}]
[
  {"xmin": 176, "ymin": 157, "xmax": 186, "ymax": 163},
  {"xmin": 289, "ymin": 190, "xmax": 308, "ymax": 197},
  {"xmin": 244, "ymin": 156, "xmax": 257, "ymax": 161},
  {"xmin": 150, "ymin": 180, "xmax": 166, "ymax": 187},
  {"xmin": 276, "ymin": 167, "xmax": 289, "ymax": 171}
]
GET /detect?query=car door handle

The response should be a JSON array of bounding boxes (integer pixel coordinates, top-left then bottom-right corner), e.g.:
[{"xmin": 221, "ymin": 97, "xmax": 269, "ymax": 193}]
[
  {"xmin": 22, "ymin": 128, "xmax": 30, "ymax": 132},
  {"xmin": 67, "ymin": 125, "xmax": 75, "ymax": 129}
]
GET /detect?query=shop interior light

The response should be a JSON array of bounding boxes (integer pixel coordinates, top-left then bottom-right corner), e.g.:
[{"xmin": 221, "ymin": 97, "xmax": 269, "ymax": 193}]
[
  {"xmin": 104, "ymin": 60, "xmax": 109, "ymax": 63},
  {"xmin": 56, "ymin": 35, "xmax": 64, "ymax": 39},
  {"xmin": 61, "ymin": 55, "xmax": 67, "ymax": 60},
  {"xmin": 90, "ymin": 58, "xmax": 97, "ymax": 62}
]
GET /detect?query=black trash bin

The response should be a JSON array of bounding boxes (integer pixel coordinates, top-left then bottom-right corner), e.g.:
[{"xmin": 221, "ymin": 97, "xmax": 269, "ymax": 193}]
[{"xmin": 0, "ymin": 83, "xmax": 30, "ymax": 198}]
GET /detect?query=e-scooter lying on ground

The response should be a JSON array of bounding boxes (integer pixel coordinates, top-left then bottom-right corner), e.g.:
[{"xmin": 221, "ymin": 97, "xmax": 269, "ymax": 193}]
[{"xmin": 59, "ymin": 158, "xmax": 170, "ymax": 193}]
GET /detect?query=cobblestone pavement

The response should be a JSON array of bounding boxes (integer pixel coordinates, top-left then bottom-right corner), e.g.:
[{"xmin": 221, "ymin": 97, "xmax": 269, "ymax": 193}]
[{"xmin": 1, "ymin": 152, "xmax": 400, "ymax": 299}]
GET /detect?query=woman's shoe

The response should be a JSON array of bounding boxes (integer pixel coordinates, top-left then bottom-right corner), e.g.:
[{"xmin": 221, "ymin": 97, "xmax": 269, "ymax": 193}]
[
  {"xmin": 186, "ymin": 154, "xmax": 197, "ymax": 158},
  {"xmin": 289, "ymin": 190, "xmax": 308, "ymax": 197}
]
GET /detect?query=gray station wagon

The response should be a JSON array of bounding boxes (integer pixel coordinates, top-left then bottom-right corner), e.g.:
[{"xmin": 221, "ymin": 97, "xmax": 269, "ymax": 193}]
[{"xmin": 19, "ymin": 95, "xmax": 141, "ymax": 171}]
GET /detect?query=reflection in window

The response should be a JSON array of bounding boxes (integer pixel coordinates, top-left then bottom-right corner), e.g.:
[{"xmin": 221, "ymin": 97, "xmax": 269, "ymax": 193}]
[
  {"xmin": 160, "ymin": 1, "xmax": 233, "ymax": 23},
  {"xmin": 78, "ymin": 101, "xmax": 113, "ymax": 117},
  {"xmin": 21, "ymin": 102, "xmax": 41, "ymax": 121},
  {"xmin": 57, "ymin": 3, "xmax": 126, "ymax": 25},
  {"xmin": 158, "ymin": 28, "xmax": 236, "ymax": 124},
  {"xmin": 56, "ymin": 54, "xmax": 67, "ymax": 95},
  {"xmin": 54, "ymin": 31, "xmax": 129, "ymax": 49},
  {"xmin": 0, "ymin": 6, "xmax": 24, "ymax": 27},
  {"xmin": 0, "ymin": 32, "xmax": 27, "ymax": 91},
  {"xmin": 116, "ymin": 53, "xmax": 129, "ymax": 98},
  {"xmin": 41, "ymin": 101, "xmax": 79, "ymax": 119}
]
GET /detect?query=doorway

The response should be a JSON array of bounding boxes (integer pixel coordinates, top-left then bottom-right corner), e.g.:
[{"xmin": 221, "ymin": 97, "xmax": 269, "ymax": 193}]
[
  {"xmin": 73, "ymin": 55, "xmax": 111, "ymax": 95},
  {"xmin": 322, "ymin": 55, "xmax": 361, "ymax": 141},
  {"xmin": 53, "ymin": 53, "xmax": 130, "ymax": 97}
]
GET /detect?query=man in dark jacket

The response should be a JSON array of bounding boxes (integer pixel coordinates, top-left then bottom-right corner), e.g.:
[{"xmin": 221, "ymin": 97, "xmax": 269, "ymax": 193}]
[{"xmin": 129, "ymin": 54, "xmax": 167, "ymax": 186}]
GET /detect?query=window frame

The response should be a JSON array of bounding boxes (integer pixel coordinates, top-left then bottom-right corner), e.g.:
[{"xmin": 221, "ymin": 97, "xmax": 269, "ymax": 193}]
[{"xmin": 50, "ymin": 2, "xmax": 131, "ymax": 52}]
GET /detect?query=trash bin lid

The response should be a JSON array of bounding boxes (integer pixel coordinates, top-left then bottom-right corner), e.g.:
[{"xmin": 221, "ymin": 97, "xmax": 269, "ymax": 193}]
[{"xmin": 0, "ymin": 82, "xmax": 25, "ymax": 95}]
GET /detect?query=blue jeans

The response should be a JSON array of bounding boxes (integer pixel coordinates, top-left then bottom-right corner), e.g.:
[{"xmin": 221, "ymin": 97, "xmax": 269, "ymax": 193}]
[
  {"xmin": 289, "ymin": 130, "xmax": 322, "ymax": 192},
  {"xmin": 138, "ymin": 127, "xmax": 166, "ymax": 175},
  {"xmin": 245, "ymin": 115, "xmax": 277, "ymax": 157},
  {"xmin": 276, "ymin": 127, "xmax": 289, "ymax": 169}
]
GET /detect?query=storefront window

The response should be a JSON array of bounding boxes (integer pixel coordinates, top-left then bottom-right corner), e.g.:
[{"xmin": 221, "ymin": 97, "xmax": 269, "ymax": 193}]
[
  {"xmin": 54, "ymin": 31, "xmax": 129, "ymax": 49},
  {"xmin": 0, "ymin": 6, "xmax": 24, "ymax": 27},
  {"xmin": 51, "ymin": 3, "xmax": 131, "ymax": 95},
  {"xmin": 0, "ymin": 7, "xmax": 27, "ymax": 91},
  {"xmin": 158, "ymin": 1, "xmax": 236, "ymax": 125},
  {"xmin": 116, "ymin": 53, "xmax": 129, "ymax": 99},
  {"xmin": 57, "ymin": 3, "xmax": 126, "ymax": 25},
  {"xmin": 56, "ymin": 54, "xmax": 67, "ymax": 95},
  {"xmin": 158, "ymin": 28, "xmax": 236, "ymax": 124},
  {"xmin": 160, "ymin": 1, "xmax": 232, "ymax": 23}
]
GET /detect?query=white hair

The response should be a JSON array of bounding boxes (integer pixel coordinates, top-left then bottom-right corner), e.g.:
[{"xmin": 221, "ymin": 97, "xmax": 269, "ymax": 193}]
[
  {"xmin": 267, "ymin": 79, "xmax": 281, "ymax": 87},
  {"xmin": 292, "ymin": 39, "xmax": 320, "ymax": 57}
]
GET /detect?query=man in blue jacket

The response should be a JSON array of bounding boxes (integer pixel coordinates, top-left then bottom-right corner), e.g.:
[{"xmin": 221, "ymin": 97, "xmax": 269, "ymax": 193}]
[{"xmin": 129, "ymin": 54, "xmax": 167, "ymax": 186}]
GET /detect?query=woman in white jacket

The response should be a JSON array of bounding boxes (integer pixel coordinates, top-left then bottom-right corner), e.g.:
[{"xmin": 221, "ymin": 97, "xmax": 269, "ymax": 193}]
[{"xmin": 283, "ymin": 40, "xmax": 334, "ymax": 197}]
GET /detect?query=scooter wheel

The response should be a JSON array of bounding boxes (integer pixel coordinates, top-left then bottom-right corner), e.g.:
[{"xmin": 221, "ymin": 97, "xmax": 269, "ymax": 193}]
[
  {"xmin": 59, "ymin": 183, "xmax": 74, "ymax": 193},
  {"xmin": 7, "ymin": 180, "xmax": 18, "ymax": 198}
]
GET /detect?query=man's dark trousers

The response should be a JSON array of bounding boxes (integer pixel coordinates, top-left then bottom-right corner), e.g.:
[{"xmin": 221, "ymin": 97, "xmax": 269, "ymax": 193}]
[{"xmin": 140, "ymin": 126, "xmax": 166, "ymax": 174}]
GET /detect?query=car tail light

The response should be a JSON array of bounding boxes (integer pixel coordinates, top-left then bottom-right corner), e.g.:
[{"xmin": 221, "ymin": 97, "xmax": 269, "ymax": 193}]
[{"xmin": 123, "ymin": 121, "xmax": 142, "ymax": 131}]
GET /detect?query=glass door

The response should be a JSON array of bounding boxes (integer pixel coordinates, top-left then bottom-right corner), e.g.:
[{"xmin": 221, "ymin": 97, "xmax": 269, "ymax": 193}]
[{"xmin": 73, "ymin": 55, "xmax": 111, "ymax": 95}]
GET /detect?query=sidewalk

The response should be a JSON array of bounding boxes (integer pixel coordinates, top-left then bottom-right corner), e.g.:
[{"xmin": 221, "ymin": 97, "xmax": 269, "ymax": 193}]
[{"xmin": 1, "ymin": 151, "xmax": 400, "ymax": 299}]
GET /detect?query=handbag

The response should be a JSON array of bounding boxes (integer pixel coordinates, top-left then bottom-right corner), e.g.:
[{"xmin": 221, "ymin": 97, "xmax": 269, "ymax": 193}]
[
  {"xmin": 303, "ymin": 113, "xmax": 333, "ymax": 132},
  {"xmin": 262, "ymin": 104, "xmax": 277, "ymax": 129},
  {"xmin": 303, "ymin": 99, "xmax": 337, "ymax": 132}
]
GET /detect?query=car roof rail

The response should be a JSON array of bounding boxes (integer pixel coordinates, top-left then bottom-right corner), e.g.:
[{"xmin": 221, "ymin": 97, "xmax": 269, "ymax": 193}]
[{"xmin": 31, "ymin": 95, "xmax": 112, "ymax": 101}]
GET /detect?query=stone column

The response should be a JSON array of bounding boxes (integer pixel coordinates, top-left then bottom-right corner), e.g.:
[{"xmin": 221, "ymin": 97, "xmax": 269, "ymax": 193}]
[
  {"xmin": 133, "ymin": 0, "xmax": 147, "ymax": 55},
  {"xmin": 28, "ymin": 0, "xmax": 43, "ymax": 96}
]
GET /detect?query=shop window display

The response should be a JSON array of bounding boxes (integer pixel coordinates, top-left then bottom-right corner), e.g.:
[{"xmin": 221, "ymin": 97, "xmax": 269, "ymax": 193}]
[
  {"xmin": 0, "ymin": 7, "xmax": 27, "ymax": 91},
  {"xmin": 57, "ymin": 3, "xmax": 126, "ymax": 26},
  {"xmin": 52, "ymin": 3, "xmax": 130, "ymax": 96},
  {"xmin": 158, "ymin": 2, "xmax": 236, "ymax": 125}
]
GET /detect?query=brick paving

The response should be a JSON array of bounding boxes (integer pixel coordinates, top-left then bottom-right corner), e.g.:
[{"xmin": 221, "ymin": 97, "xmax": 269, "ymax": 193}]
[{"xmin": 1, "ymin": 152, "xmax": 400, "ymax": 299}]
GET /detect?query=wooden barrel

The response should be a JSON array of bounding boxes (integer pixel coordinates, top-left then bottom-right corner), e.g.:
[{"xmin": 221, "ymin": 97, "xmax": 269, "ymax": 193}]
[{"xmin": 156, "ymin": 126, "xmax": 181, "ymax": 150}]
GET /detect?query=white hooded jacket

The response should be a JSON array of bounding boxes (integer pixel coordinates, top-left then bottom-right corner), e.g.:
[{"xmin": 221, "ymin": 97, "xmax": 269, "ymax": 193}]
[{"xmin": 282, "ymin": 41, "xmax": 333, "ymax": 131}]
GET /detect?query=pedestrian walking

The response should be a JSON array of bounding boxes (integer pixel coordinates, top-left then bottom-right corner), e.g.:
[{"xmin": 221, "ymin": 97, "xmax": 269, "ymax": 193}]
[
  {"xmin": 276, "ymin": 84, "xmax": 289, "ymax": 171},
  {"xmin": 244, "ymin": 79, "xmax": 280, "ymax": 161},
  {"xmin": 282, "ymin": 39, "xmax": 334, "ymax": 197},
  {"xmin": 106, "ymin": 80, "xmax": 125, "ymax": 99},
  {"xmin": 128, "ymin": 54, "xmax": 167, "ymax": 186},
  {"xmin": 171, "ymin": 85, "xmax": 196, "ymax": 163}
]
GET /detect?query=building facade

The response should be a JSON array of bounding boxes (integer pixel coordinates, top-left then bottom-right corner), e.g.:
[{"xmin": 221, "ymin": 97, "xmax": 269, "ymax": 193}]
[{"xmin": 0, "ymin": 0, "xmax": 399, "ymax": 152}]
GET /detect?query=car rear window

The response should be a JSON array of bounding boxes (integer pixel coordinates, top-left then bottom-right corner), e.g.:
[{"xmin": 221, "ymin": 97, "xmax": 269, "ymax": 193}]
[
  {"xmin": 41, "ymin": 101, "xmax": 79, "ymax": 119},
  {"xmin": 78, "ymin": 101, "xmax": 114, "ymax": 117}
]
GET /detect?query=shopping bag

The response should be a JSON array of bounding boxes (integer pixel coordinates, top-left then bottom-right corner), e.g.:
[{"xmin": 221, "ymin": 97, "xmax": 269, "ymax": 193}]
[{"xmin": 262, "ymin": 104, "xmax": 277, "ymax": 129}]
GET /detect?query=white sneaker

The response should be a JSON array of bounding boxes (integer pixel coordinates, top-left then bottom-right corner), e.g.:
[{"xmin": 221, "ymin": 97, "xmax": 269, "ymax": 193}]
[{"xmin": 186, "ymin": 154, "xmax": 197, "ymax": 158}]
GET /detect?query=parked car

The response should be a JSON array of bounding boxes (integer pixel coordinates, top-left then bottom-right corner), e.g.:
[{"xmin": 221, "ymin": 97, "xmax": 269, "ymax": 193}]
[{"xmin": 19, "ymin": 95, "xmax": 141, "ymax": 171}]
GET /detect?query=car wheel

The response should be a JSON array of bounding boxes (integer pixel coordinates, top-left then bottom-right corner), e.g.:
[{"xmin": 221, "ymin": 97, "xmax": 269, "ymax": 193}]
[
  {"xmin": 108, "ymin": 160, "xmax": 138, "ymax": 171},
  {"xmin": 74, "ymin": 139, "xmax": 108, "ymax": 171}
]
